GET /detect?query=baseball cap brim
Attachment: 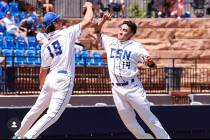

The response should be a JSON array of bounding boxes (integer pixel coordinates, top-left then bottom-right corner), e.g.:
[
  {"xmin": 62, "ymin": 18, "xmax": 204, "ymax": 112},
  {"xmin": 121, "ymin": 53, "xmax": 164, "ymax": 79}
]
[{"xmin": 46, "ymin": 14, "xmax": 61, "ymax": 29}]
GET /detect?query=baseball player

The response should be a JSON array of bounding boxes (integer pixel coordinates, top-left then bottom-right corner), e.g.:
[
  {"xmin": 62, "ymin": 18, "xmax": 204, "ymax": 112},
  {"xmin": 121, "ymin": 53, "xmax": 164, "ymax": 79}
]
[
  {"xmin": 12, "ymin": 2, "xmax": 93, "ymax": 139},
  {"xmin": 94, "ymin": 13, "xmax": 170, "ymax": 139}
]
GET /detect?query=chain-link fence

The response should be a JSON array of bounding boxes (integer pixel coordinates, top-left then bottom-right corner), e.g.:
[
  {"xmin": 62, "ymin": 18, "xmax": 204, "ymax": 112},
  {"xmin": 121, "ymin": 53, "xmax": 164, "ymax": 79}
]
[{"xmin": 0, "ymin": 57, "xmax": 210, "ymax": 95}]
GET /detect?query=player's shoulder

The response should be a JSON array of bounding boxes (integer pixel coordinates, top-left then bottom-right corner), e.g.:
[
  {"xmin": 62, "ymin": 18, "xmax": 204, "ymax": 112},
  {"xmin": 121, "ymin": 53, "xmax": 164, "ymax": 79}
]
[
  {"xmin": 65, "ymin": 24, "xmax": 80, "ymax": 31},
  {"xmin": 59, "ymin": 28, "xmax": 69, "ymax": 34},
  {"xmin": 130, "ymin": 40, "xmax": 144, "ymax": 48},
  {"xmin": 101, "ymin": 33, "xmax": 115, "ymax": 38}
]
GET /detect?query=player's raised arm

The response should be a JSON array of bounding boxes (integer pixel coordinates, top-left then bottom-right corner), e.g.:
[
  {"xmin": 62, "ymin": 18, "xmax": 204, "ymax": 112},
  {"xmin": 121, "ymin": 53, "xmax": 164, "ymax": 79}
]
[
  {"xmin": 80, "ymin": 2, "xmax": 94, "ymax": 30},
  {"xmin": 93, "ymin": 12, "xmax": 112, "ymax": 48},
  {"xmin": 95, "ymin": 12, "xmax": 112, "ymax": 34}
]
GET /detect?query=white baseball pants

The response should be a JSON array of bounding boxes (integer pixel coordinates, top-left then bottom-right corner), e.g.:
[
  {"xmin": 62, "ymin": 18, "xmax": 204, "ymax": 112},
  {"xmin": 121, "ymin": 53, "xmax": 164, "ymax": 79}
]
[
  {"xmin": 112, "ymin": 79, "xmax": 170, "ymax": 139},
  {"xmin": 15, "ymin": 71, "xmax": 73, "ymax": 139}
]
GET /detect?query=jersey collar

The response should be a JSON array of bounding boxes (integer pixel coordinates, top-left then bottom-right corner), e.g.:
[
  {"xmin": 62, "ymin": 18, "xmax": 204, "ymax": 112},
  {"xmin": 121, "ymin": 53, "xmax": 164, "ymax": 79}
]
[
  {"xmin": 47, "ymin": 30, "xmax": 60, "ymax": 39},
  {"xmin": 119, "ymin": 40, "xmax": 133, "ymax": 45}
]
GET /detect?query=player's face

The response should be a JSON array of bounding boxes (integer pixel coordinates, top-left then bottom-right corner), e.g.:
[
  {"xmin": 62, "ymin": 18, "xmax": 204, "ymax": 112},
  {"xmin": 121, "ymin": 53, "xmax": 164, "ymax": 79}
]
[{"xmin": 118, "ymin": 24, "xmax": 134, "ymax": 41}]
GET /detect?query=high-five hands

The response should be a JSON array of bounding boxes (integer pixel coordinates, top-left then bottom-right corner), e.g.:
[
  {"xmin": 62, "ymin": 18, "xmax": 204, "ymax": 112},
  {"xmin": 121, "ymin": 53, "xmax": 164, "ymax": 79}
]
[{"xmin": 102, "ymin": 12, "xmax": 112, "ymax": 21}]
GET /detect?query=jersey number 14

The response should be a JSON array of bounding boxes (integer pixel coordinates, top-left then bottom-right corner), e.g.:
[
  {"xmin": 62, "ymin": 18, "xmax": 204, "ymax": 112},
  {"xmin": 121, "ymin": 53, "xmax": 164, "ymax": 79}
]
[{"xmin": 47, "ymin": 40, "xmax": 63, "ymax": 58}]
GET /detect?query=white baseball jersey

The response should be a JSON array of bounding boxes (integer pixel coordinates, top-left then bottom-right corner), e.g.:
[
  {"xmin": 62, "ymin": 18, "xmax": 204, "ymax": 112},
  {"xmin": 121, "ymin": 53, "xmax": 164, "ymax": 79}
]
[
  {"xmin": 14, "ymin": 24, "xmax": 82, "ymax": 139},
  {"xmin": 101, "ymin": 34, "xmax": 149, "ymax": 83},
  {"xmin": 100, "ymin": 34, "xmax": 171, "ymax": 139},
  {"xmin": 41, "ymin": 24, "xmax": 81, "ymax": 76},
  {"xmin": 36, "ymin": 32, "xmax": 48, "ymax": 45}
]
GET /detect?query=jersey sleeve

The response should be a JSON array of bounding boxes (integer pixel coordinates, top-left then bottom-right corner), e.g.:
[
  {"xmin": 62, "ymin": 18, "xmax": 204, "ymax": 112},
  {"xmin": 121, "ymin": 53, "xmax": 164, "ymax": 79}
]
[
  {"xmin": 41, "ymin": 49, "xmax": 51, "ymax": 68},
  {"xmin": 136, "ymin": 44, "xmax": 150, "ymax": 63},
  {"xmin": 66, "ymin": 24, "xmax": 81, "ymax": 41},
  {"xmin": 100, "ymin": 33, "xmax": 115, "ymax": 50}
]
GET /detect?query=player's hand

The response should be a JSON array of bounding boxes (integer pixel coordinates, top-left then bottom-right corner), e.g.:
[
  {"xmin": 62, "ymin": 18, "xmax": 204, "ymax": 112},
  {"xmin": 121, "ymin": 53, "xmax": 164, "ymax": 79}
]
[
  {"xmin": 39, "ymin": 84, "xmax": 43, "ymax": 91},
  {"xmin": 39, "ymin": 86, "xmax": 42, "ymax": 91},
  {"xmin": 143, "ymin": 56, "xmax": 157, "ymax": 68},
  {"xmin": 82, "ymin": 2, "xmax": 93, "ymax": 15},
  {"xmin": 102, "ymin": 12, "xmax": 112, "ymax": 21},
  {"xmin": 143, "ymin": 56, "xmax": 152, "ymax": 64},
  {"xmin": 83, "ymin": 1, "xmax": 93, "ymax": 8}
]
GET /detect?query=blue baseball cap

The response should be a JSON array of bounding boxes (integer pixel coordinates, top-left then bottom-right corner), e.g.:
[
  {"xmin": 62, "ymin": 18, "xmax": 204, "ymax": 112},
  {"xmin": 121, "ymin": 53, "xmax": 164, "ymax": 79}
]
[
  {"xmin": 43, "ymin": 12, "xmax": 61, "ymax": 28},
  {"xmin": 27, "ymin": 17, "xmax": 34, "ymax": 23}
]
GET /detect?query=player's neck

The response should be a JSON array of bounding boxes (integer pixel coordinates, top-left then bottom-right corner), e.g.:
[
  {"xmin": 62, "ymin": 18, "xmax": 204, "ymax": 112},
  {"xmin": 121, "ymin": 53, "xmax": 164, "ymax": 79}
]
[
  {"xmin": 119, "ymin": 39, "xmax": 131, "ymax": 44},
  {"xmin": 47, "ymin": 30, "xmax": 60, "ymax": 39}
]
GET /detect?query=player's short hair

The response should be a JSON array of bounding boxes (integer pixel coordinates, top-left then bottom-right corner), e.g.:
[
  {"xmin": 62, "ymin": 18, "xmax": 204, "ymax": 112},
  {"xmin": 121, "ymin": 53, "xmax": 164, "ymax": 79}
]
[
  {"xmin": 45, "ymin": 24, "xmax": 55, "ymax": 34},
  {"xmin": 121, "ymin": 20, "xmax": 137, "ymax": 35}
]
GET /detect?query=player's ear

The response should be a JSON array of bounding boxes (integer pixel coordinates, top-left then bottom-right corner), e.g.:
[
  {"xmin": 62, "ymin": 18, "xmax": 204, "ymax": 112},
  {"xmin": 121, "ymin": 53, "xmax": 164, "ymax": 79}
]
[{"xmin": 128, "ymin": 32, "xmax": 134, "ymax": 39}]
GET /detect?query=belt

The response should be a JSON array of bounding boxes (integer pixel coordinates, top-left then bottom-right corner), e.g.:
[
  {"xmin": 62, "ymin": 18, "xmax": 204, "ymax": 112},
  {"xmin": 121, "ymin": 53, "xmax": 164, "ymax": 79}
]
[
  {"xmin": 57, "ymin": 70, "xmax": 72, "ymax": 77},
  {"xmin": 57, "ymin": 70, "xmax": 68, "ymax": 74},
  {"xmin": 112, "ymin": 79, "xmax": 135, "ymax": 87}
]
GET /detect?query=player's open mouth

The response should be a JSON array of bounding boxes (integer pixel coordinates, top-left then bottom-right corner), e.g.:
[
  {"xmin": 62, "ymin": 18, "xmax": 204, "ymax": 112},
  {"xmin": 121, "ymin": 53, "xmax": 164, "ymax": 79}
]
[{"xmin": 119, "ymin": 33, "xmax": 123, "ymax": 36}]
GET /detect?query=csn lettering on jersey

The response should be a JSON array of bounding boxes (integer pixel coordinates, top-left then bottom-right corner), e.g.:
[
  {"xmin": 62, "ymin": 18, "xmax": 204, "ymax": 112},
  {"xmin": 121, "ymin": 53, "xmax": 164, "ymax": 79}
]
[
  {"xmin": 110, "ymin": 48, "xmax": 131, "ymax": 60},
  {"xmin": 110, "ymin": 48, "xmax": 132, "ymax": 70}
]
